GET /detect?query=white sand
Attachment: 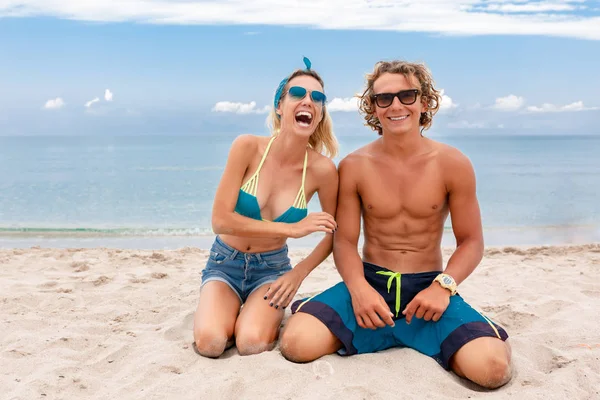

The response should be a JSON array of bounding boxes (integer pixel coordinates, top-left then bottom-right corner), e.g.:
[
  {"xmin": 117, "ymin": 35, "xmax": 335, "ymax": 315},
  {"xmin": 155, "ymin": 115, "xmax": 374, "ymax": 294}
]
[{"xmin": 1, "ymin": 244, "xmax": 599, "ymax": 399}]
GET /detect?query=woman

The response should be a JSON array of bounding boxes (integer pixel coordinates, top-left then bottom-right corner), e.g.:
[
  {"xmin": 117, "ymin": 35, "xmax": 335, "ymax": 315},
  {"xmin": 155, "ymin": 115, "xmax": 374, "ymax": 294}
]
[{"xmin": 193, "ymin": 58, "xmax": 339, "ymax": 358}]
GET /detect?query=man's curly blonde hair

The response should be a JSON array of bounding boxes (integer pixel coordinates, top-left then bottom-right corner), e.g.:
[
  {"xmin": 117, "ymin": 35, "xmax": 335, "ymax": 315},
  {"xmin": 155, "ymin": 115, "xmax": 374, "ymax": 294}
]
[{"xmin": 358, "ymin": 61, "xmax": 442, "ymax": 135}]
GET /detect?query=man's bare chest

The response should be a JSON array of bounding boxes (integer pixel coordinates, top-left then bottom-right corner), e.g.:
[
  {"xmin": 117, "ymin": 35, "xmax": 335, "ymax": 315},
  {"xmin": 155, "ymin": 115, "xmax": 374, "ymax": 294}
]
[{"xmin": 357, "ymin": 161, "xmax": 448, "ymax": 219}]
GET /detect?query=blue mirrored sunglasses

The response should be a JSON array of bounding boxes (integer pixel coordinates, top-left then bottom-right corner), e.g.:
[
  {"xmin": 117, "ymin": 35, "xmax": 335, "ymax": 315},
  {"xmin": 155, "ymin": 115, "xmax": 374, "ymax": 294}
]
[{"xmin": 287, "ymin": 86, "xmax": 327, "ymax": 105}]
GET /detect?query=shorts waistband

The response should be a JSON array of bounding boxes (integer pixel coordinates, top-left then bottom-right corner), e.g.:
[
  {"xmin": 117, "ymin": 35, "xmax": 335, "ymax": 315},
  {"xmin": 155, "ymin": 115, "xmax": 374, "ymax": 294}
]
[{"xmin": 363, "ymin": 262, "xmax": 441, "ymax": 279}]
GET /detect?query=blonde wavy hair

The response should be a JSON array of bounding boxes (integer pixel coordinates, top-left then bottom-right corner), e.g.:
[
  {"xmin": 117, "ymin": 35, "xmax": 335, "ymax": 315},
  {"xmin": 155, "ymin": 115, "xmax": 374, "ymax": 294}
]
[
  {"xmin": 267, "ymin": 69, "xmax": 338, "ymax": 158},
  {"xmin": 358, "ymin": 60, "xmax": 442, "ymax": 135}
]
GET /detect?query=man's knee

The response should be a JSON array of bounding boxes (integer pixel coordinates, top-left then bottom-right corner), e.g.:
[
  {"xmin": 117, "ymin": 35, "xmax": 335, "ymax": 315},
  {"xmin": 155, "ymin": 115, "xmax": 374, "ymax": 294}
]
[
  {"xmin": 279, "ymin": 325, "xmax": 315, "ymax": 363},
  {"xmin": 469, "ymin": 352, "xmax": 512, "ymax": 389},
  {"xmin": 279, "ymin": 314, "xmax": 340, "ymax": 363},
  {"xmin": 194, "ymin": 328, "xmax": 229, "ymax": 358}
]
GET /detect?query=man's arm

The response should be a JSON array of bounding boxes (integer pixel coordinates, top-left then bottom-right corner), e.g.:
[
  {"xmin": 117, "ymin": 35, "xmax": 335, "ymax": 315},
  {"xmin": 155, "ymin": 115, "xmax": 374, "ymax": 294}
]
[
  {"xmin": 442, "ymin": 150, "xmax": 484, "ymax": 285},
  {"xmin": 403, "ymin": 149, "xmax": 484, "ymax": 324},
  {"xmin": 332, "ymin": 156, "xmax": 365, "ymax": 286},
  {"xmin": 333, "ymin": 155, "xmax": 395, "ymax": 329}
]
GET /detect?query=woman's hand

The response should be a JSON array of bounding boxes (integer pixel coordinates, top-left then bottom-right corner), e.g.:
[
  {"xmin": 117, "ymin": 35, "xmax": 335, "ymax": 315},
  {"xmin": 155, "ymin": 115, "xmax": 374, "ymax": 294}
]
[
  {"xmin": 289, "ymin": 212, "xmax": 337, "ymax": 238},
  {"xmin": 263, "ymin": 268, "xmax": 307, "ymax": 309}
]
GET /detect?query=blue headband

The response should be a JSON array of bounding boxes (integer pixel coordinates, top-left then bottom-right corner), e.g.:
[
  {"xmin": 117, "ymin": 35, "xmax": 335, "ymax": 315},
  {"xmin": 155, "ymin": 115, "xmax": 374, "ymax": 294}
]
[{"xmin": 273, "ymin": 57, "xmax": 312, "ymax": 116}]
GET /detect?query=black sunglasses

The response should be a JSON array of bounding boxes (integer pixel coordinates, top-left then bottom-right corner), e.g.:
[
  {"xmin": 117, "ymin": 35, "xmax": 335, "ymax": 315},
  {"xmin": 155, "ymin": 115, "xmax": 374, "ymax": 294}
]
[{"xmin": 372, "ymin": 89, "xmax": 420, "ymax": 108}]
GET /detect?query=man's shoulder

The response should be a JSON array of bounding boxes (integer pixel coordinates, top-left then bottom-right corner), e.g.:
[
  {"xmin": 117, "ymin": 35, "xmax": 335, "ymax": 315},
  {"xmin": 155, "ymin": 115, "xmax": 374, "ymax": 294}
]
[
  {"xmin": 428, "ymin": 140, "xmax": 476, "ymax": 185},
  {"xmin": 339, "ymin": 140, "xmax": 379, "ymax": 169},
  {"xmin": 431, "ymin": 140, "xmax": 473, "ymax": 169}
]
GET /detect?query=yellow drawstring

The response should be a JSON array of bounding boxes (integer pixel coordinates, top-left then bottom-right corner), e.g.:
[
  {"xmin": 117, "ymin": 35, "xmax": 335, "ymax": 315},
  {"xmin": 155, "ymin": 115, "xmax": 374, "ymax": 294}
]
[{"xmin": 376, "ymin": 271, "xmax": 402, "ymax": 318}]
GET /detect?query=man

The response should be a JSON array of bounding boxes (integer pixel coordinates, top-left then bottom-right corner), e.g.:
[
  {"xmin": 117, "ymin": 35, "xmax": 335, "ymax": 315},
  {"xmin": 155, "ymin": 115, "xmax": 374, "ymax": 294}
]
[{"xmin": 279, "ymin": 60, "xmax": 511, "ymax": 389}]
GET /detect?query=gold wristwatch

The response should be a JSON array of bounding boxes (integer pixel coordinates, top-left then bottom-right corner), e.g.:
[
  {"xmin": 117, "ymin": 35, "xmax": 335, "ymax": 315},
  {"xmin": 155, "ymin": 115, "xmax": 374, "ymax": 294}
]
[{"xmin": 433, "ymin": 273, "xmax": 457, "ymax": 295}]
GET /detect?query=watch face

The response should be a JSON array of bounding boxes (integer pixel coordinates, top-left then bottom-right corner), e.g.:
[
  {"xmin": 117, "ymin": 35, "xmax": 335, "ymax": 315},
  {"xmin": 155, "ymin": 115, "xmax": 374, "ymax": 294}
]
[{"xmin": 442, "ymin": 276, "xmax": 453, "ymax": 285}]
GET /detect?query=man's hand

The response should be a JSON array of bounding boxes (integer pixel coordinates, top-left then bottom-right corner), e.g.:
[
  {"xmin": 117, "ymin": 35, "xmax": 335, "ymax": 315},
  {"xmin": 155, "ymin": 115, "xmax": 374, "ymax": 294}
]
[
  {"xmin": 349, "ymin": 281, "xmax": 395, "ymax": 329},
  {"xmin": 402, "ymin": 283, "xmax": 451, "ymax": 324}
]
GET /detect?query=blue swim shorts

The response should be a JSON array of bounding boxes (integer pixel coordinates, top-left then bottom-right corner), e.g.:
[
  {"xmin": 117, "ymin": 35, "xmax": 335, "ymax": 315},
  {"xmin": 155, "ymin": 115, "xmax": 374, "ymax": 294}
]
[
  {"xmin": 201, "ymin": 235, "xmax": 292, "ymax": 303},
  {"xmin": 291, "ymin": 262, "xmax": 508, "ymax": 369}
]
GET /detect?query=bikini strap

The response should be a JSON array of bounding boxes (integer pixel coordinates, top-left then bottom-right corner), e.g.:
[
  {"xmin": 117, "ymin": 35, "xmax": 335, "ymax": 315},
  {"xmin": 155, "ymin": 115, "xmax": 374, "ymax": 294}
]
[
  {"xmin": 293, "ymin": 150, "xmax": 309, "ymax": 209},
  {"xmin": 240, "ymin": 136, "xmax": 276, "ymax": 196},
  {"xmin": 301, "ymin": 150, "xmax": 308, "ymax": 192},
  {"xmin": 256, "ymin": 136, "xmax": 276, "ymax": 174}
]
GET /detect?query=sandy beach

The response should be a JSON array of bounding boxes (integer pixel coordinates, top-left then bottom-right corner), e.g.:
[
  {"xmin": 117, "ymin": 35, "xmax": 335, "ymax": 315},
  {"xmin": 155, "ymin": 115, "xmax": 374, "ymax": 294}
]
[{"xmin": 1, "ymin": 243, "xmax": 599, "ymax": 400}]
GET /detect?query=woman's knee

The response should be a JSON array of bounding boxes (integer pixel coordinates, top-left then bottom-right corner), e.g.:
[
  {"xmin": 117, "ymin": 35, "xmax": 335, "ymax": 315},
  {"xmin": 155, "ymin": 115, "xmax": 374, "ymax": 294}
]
[
  {"xmin": 235, "ymin": 329, "xmax": 276, "ymax": 356},
  {"xmin": 194, "ymin": 328, "xmax": 230, "ymax": 358}
]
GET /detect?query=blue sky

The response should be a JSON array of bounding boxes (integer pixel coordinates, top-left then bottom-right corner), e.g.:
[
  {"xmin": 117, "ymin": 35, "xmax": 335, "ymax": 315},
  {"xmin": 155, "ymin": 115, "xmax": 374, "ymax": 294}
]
[{"xmin": 1, "ymin": 0, "xmax": 599, "ymax": 136}]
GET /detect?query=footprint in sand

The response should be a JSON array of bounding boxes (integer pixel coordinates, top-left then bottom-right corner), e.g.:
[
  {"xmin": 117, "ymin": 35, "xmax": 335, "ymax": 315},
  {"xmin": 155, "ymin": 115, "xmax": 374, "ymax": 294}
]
[
  {"xmin": 502, "ymin": 247, "xmax": 527, "ymax": 256},
  {"xmin": 160, "ymin": 365, "xmax": 183, "ymax": 375},
  {"xmin": 521, "ymin": 379, "xmax": 543, "ymax": 387},
  {"xmin": 150, "ymin": 252, "xmax": 168, "ymax": 262},
  {"xmin": 533, "ymin": 345, "xmax": 576, "ymax": 374},
  {"xmin": 481, "ymin": 305, "xmax": 510, "ymax": 313},
  {"xmin": 86, "ymin": 344, "xmax": 130, "ymax": 367},
  {"xmin": 112, "ymin": 313, "xmax": 132, "ymax": 323},
  {"xmin": 92, "ymin": 276, "xmax": 111, "ymax": 286},
  {"xmin": 312, "ymin": 360, "xmax": 334, "ymax": 379},
  {"xmin": 549, "ymin": 355, "xmax": 575, "ymax": 372},
  {"xmin": 500, "ymin": 311, "xmax": 538, "ymax": 330},
  {"xmin": 164, "ymin": 312, "xmax": 194, "ymax": 342},
  {"xmin": 6, "ymin": 349, "xmax": 33, "ymax": 358},
  {"xmin": 480, "ymin": 304, "xmax": 537, "ymax": 330},
  {"xmin": 70, "ymin": 261, "xmax": 90, "ymax": 272},
  {"xmin": 485, "ymin": 249, "xmax": 502, "ymax": 256},
  {"xmin": 581, "ymin": 290, "xmax": 600, "ymax": 298},
  {"xmin": 129, "ymin": 277, "xmax": 151, "ymax": 284}
]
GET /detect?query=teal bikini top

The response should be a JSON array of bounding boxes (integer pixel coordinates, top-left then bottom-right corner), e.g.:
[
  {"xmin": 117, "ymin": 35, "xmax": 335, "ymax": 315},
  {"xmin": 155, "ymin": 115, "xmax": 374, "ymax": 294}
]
[{"xmin": 234, "ymin": 136, "xmax": 308, "ymax": 223}]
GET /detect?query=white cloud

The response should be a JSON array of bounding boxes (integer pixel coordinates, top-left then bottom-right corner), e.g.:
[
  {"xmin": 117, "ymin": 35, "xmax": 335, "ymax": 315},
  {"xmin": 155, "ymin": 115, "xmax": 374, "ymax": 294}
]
[
  {"xmin": 43, "ymin": 97, "xmax": 65, "ymax": 110},
  {"xmin": 492, "ymin": 95, "xmax": 525, "ymax": 111},
  {"xmin": 85, "ymin": 97, "xmax": 100, "ymax": 108},
  {"xmin": 327, "ymin": 97, "xmax": 359, "ymax": 112},
  {"xmin": 438, "ymin": 89, "xmax": 458, "ymax": 112},
  {"xmin": 447, "ymin": 120, "xmax": 486, "ymax": 129},
  {"xmin": 483, "ymin": 3, "xmax": 579, "ymax": 13},
  {"xmin": 212, "ymin": 101, "xmax": 270, "ymax": 114},
  {"xmin": 104, "ymin": 89, "xmax": 113, "ymax": 102},
  {"xmin": 1, "ymin": 1, "xmax": 599, "ymax": 40},
  {"xmin": 526, "ymin": 101, "xmax": 599, "ymax": 113}
]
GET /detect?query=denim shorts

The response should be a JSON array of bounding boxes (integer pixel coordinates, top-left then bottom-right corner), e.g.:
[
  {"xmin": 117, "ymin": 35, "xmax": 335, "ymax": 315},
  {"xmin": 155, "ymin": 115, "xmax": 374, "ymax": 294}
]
[{"xmin": 200, "ymin": 235, "xmax": 293, "ymax": 303}]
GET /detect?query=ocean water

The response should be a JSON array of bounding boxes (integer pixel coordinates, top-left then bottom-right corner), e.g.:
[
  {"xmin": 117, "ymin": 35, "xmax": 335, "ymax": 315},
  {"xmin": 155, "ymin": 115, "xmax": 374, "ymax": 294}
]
[{"xmin": 1, "ymin": 134, "xmax": 599, "ymax": 248}]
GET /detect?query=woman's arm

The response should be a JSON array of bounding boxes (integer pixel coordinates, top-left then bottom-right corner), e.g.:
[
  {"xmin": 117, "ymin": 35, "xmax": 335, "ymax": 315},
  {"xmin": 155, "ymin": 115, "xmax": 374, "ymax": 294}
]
[
  {"xmin": 290, "ymin": 157, "xmax": 339, "ymax": 278},
  {"xmin": 264, "ymin": 156, "xmax": 339, "ymax": 309}
]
